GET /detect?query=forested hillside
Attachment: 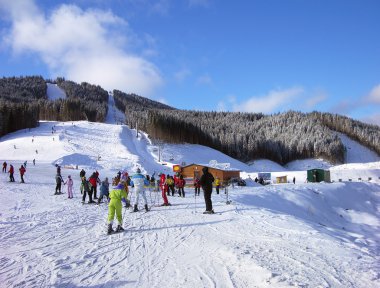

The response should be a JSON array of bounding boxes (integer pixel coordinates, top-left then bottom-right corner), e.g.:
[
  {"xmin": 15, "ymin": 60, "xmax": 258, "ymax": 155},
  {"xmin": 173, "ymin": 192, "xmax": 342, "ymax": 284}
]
[
  {"xmin": 0, "ymin": 76, "xmax": 45, "ymax": 136},
  {"xmin": 1, "ymin": 76, "xmax": 379, "ymax": 165},
  {"xmin": 112, "ymin": 91, "xmax": 379, "ymax": 164},
  {"xmin": 127, "ymin": 109, "xmax": 346, "ymax": 164},
  {"xmin": 0, "ymin": 76, "xmax": 108, "ymax": 136},
  {"xmin": 113, "ymin": 89, "xmax": 174, "ymax": 128}
]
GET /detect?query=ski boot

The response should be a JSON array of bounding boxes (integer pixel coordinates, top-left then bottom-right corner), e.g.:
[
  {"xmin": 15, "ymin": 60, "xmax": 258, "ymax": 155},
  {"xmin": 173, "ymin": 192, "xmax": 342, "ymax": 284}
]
[
  {"xmin": 133, "ymin": 204, "xmax": 139, "ymax": 212},
  {"xmin": 107, "ymin": 224, "xmax": 114, "ymax": 235},
  {"xmin": 116, "ymin": 225, "xmax": 124, "ymax": 232},
  {"xmin": 144, "ymin": 204, "xmax": 149, "ymax": 212}
]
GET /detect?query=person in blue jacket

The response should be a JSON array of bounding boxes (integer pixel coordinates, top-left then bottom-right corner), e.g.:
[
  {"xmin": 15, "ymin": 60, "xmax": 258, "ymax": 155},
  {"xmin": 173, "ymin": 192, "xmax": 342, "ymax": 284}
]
[{"xmin": 130, "ymin": 168, "xmax": 150, "ymax": 212}]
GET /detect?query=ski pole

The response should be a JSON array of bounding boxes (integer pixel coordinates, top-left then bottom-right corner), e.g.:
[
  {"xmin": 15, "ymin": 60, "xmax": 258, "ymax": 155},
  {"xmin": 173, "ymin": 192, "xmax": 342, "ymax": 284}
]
[{"xmin": 194, "ymin": 192, "xmax": 197, "ymax": 213}]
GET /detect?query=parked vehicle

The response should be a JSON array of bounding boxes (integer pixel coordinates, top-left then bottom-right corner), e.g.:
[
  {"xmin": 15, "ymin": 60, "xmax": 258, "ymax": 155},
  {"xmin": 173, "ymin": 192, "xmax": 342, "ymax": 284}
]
[{"xmin": 228, "ymin": 177, "xmax": 246, "ymax": 186}]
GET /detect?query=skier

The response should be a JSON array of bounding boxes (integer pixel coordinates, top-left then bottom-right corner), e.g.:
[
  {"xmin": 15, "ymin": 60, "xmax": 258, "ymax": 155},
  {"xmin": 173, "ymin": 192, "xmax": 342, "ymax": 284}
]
[
  {"xmin": 19, "ymin": 165, "xmax": 26, "ymax": 183},
  {"xmin": 89, "ymin": 172, "xmax": 100, "ymax": 199},
  {"xmin": 130, "ymin": 168, "xmax": 150, "ymax": 212},
  {"xmin": 64, "ymin": 175, "xmax": 74, "ymax": 198},
  {"xmin": 8, "ymin": 164, "xmax": 15, "ymax": 182},
  {"xmin": 159, "ymin": 173, "xmax": 170, "ymax": 206},
  {"xmin": 177, "ymin": 175, "xmax": 186, "ymax": 197},
  {"xmin": 120, "ymin": 172, "xmax": 131, "ymax": 208},
  {"xmin": 293, "ymin": 176, "xmax": 296, "ymax": 184},
  {"xmin": 81, "ymin": 176, "xmax": 94, "ymax": 203},
  {"xmin": 199, "ymin": 167, "xmax": 215, "ymax": 214},
  {"xmin": 2, "ymin": 161, "xmax": 7, "ymax": 173},
  {"xmin": 55, "ymin": 173, "xmax": 64, "ymax": 194},
  {"xmin": 107, "ymin": 181, "xmax": 128, "ymax": 234},
  {"xmin": 79, "ymin": 169, "xmax": 86, "ymax": 194},
  {"xmin": 33, "ymin": 159, "xmax": 35, "ymax": 166},
  {"xmin": 214, "ymin": 176, "xmax": 221, "ymax": 194},
  {"xmin": 194, "ymin": 176, "xmax": 201, "ymax": 196},
  {"xmin": 166, "ymin": 175, "xmax": 175, "ymax": 196},
  {"xmin": 97, "ymin": 177, "xmax": 110, "ymax": 204}
]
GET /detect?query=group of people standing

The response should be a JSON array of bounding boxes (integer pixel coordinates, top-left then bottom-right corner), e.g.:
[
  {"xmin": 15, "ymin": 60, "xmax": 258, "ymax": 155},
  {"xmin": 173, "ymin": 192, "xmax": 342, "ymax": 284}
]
[
  {"xmin": 3, "ymin": 161, "xmax": 27, "ymax": 183},
  {"xmin": 158, "ymin": 167, "xmax": 218, "ymax": 214}
]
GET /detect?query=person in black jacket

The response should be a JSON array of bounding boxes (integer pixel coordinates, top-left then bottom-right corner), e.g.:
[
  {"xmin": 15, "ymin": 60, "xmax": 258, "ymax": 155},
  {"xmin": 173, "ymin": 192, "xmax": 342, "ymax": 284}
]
[{"xmin": 199, "ymin": 167, "xmax": 215, "ymax": 214}]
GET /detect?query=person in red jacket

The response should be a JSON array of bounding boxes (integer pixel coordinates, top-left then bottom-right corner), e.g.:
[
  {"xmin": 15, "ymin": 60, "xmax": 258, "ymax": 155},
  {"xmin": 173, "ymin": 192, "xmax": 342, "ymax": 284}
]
[
  {"xmin": 160, "ymin": 173, "xmax": 170, "ymax": 206},
  {"xmin": 177, "ymin": 175, "xmax": 186, "ymax": 197},
  {"xmin": 2, "ymin": 161, "xmax": 7, "ymax": 173},
  {"xmin": 194, "ymin": 177, "xmax": 201, "ymax": 196},
  {"xmin": 88, "ymin": 172, "xmax": 100, "ymax": 201},
  {"xmin": 8, "ymin": 164, "xmax": 15, "ymax": 182},
  {"xmin": 19, "ymin": 165, "xmax": 26, "ymax": 183}
]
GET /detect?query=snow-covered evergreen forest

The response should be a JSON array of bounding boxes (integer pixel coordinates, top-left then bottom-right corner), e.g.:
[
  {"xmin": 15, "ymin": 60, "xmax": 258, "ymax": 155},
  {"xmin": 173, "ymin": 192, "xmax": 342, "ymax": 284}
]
[{"xmin": 1, "ymin": 76, "xmax": 379, "ymax": 165}]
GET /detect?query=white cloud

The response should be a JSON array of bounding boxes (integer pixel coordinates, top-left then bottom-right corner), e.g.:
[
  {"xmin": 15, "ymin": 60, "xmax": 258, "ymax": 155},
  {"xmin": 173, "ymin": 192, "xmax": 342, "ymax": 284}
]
[
  {"xmin": 361, "ymin": 113, "xmax": 380, "ymax": 126},
  {"xmin": 196, "ymin": 74, "xmax": 212, "ymax": 85},
  {"xmin": 216, "ymin": 101, "xmax": 226, "ymax": 112},
  {"xmin": 174, "ymin": 68, "xmax": 191, "ymax": 82},
  {"xmin": 367, "ymin": 84, "xmax": 380, "ymax": 104},
  {"xmin": 232, "ymin": 87, "xmax": 304, "ymax": 113},
  {"xmin": 305, "ymin": 91, "xmax": 327, "ymax": 109},
  {"xmin": 0, "ymin": 0, "xmax": 163, "ymax": 96},
  {"xmin": 150, "ymin": 0, "xmax": 170, "ymax": 15},
  {"xmin": 188, "ymin": 0, "xmax": 211, "ymax": 8}
]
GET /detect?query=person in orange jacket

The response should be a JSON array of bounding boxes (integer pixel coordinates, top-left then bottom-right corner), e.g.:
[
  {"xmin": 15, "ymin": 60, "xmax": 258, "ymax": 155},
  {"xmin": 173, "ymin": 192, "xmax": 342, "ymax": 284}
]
[{"xmin": 19, "ymin": 165, "xmax": 26, "ymax": 183}]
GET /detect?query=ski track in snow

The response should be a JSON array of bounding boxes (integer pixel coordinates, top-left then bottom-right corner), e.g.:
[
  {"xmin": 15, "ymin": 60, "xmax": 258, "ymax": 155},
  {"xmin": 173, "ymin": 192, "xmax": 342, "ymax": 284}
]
[{"xmin": 0, "ymin": 118, "xmax": 379, "ymax": 287}]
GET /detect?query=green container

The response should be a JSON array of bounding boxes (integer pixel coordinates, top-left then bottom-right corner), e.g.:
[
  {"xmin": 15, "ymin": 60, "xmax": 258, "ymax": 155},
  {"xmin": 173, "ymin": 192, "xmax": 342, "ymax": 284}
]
[{"xmin": 307, "ymin": 169, "xmax": 330, "ymax": 183}]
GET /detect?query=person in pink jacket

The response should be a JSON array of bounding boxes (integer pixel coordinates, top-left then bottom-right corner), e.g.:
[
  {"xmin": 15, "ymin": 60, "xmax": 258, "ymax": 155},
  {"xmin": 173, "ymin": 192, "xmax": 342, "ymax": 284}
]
[{"xmin": 65, "ymin": 175, "xmax": 74, "ymax": 199}]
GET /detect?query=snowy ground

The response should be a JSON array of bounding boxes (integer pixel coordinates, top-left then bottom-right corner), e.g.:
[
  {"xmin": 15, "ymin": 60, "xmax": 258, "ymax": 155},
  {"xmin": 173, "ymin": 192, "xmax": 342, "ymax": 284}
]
[{"xmin": 0, "ymin": 92, "xmax": 379, "ymax": 287}]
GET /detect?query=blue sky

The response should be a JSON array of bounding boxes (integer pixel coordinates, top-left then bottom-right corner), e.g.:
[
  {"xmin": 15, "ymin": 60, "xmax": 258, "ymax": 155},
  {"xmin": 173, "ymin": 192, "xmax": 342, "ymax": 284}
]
[{"xmin": 0, "ymin": 0, "xmax": 379, "ymax": 125}]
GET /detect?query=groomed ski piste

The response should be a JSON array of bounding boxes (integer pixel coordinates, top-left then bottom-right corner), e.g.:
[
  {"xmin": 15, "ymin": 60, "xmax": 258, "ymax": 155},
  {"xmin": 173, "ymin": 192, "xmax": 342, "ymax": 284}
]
[{"xmin": 1, "ymin": 90, "xmax": 380, "ymax": 287}]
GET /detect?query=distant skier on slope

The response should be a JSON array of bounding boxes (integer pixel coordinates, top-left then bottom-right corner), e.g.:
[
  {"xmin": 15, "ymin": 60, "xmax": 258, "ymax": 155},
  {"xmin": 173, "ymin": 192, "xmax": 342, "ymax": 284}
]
[
  {"xmin": 199, "ymin": 167, "xmax": 215, "ymax": 214},
  {"xmin": 130, "ymin": 168, "xmax": 150, "ymax": 212},
  {"xmin": 2, "ymin": 161, "xmax": 7, "ymax": 173},
  {"xmin": 107, "ymin": 182, "xmax": 128, "ymax": 234}
]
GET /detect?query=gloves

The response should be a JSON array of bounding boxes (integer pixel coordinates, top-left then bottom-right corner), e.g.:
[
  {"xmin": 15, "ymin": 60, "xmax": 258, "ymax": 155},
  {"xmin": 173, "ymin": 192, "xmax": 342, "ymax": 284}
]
[{"xmin": 122, "ymin": 198, "xmax": 126, "ymax": 203}]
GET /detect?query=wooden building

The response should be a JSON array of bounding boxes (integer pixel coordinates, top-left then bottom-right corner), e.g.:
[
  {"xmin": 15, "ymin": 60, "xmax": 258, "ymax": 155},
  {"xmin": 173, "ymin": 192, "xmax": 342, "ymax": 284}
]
[
  {"xmin": 180, "ymin": 163, "xmax": 240, "ymax": 184},
  {"xmin": 276, "ymin": 176, "xmax": 287, "ymax": 184}
]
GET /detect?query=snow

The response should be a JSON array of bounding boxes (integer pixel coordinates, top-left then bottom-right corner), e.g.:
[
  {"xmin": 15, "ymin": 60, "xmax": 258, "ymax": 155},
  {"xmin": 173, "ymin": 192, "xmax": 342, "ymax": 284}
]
[
  {"xmin": 0, "ymin": 101, "xmax": 380, "ymax": 287},
  {"xmin": 46, "ymin": 83, "xmax": 66, "ymax": 100}
]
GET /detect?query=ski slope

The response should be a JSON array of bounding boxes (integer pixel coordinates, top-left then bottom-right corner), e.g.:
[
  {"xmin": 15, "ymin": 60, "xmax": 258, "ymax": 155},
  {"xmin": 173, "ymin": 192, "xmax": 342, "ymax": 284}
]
[{"xmin": 0, "ymin": 99, "xmax": 380, "ymax": 287}]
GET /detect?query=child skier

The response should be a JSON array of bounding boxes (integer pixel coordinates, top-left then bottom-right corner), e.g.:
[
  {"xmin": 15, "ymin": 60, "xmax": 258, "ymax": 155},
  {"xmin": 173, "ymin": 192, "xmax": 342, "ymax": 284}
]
[
  {"xmin": 64, "ymin": 175, "xmax": 74, "ymax": 198},
  {"xmin": 107, "ymin": 182, "xmax": 128, "ymax": 234},
  {"xmin": 130, "ymin": 168, "xmax": 150, "ymax": 212},
  {"xmin": 97, "ymin": 177, "xmax": 110, "ymax": 204}
]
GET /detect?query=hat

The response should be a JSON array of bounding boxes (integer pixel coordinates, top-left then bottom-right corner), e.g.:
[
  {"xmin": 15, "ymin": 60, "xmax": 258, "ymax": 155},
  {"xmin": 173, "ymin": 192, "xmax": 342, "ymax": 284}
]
[
  {"xmin": 136, "ymin": 168, "xmax": 141, "ymax": 174},
  {"xmin": 68, "ymin": 175, "xmax": 71, "ymax": 178}
]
